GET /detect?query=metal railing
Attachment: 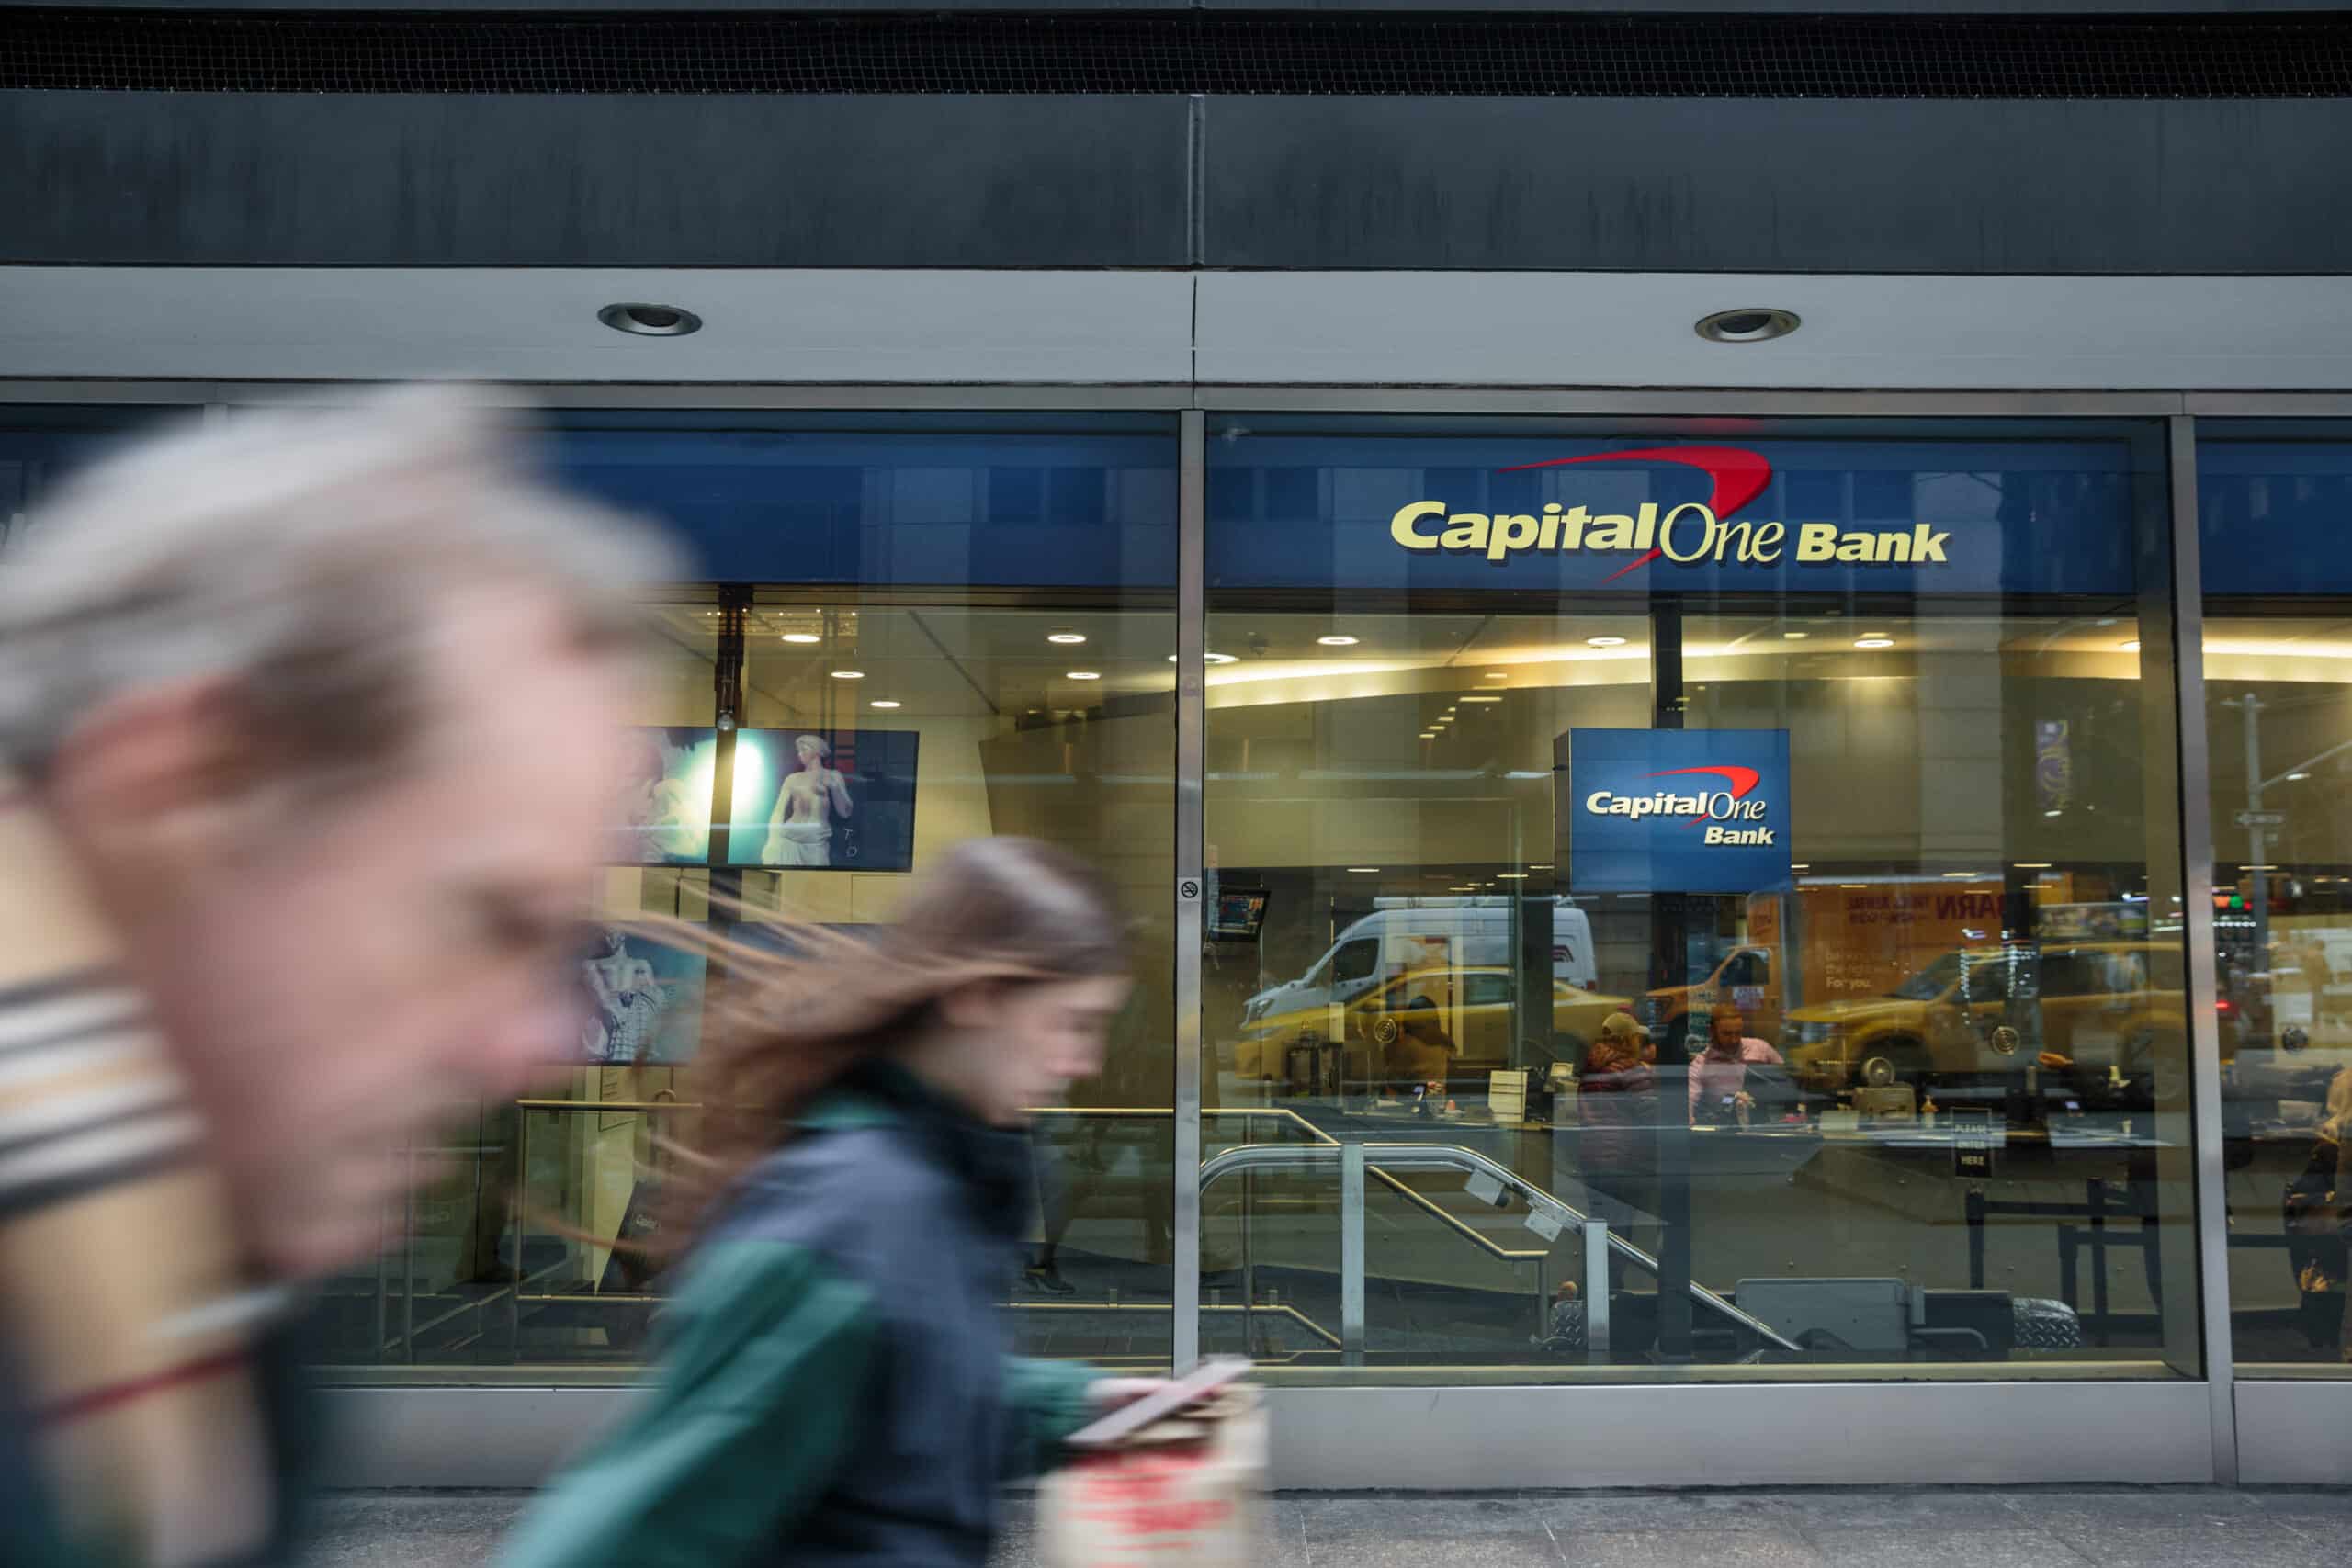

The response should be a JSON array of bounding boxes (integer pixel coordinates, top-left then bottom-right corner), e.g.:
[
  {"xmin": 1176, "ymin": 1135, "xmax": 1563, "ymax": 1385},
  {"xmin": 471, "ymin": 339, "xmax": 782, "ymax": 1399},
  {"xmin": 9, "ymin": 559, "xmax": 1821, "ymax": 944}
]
[
  {"xmin": 1198, "ymin": 1140, "xmax": 1802, "ymax": 1365},
  {"xmin": 362, "ymin": 1098, "xmax": 1796, "ymax": 1370}
]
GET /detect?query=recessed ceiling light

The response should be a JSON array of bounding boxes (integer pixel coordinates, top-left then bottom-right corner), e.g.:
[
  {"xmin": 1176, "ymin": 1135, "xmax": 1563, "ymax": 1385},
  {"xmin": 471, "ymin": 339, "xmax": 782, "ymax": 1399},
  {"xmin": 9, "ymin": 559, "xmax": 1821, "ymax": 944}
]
[
  {"xmin": 1485, "ymin": 671, "xmax": 1509, "ymax": 680},
  {"xmin": 2043, "ymin": 808, "xmax": 2064, "ymax": 818},
  {"xmin": 781, "ymin": 632, "xmax": 820, "ymax": 644},
  {"xmin": 1782, "ymin": 631, "xmax": 1810, "ymax": 640},
  {"xmin": 1347, "ymin": 866, "xmax": 1381, "ymax": 874},
  {"xmin": 1066, "ymin": 671, "xmax": 1101, "ymax": 681},
  {"xmin": 1839, "ymin": 883, "xmax": 1868, "ymax": 890},
  {"xmin": 598, "ymin": 302, "xmax": 702, "ymax": 337},
  {"xmin": 1165, "ymin": 652, "xmax": 1240, "ymax": 664},
  {"xmin": 869, "ymin": 699, "xmax": 901, "ymax": 709},
  {"xmin": 1695, "ymin": 307, "xmax": 1800, "ymax": 344},
  {"xmin": 831, "ymin": 669, "xmax": 865, "ymax": 680},
  {"xmin": 2118, "ymin": 639, "xmax": 2142, "ymax": 652},
  {"xmin": 1498, "ymin": 873, "xmax": 1529, "ymax": 880},
  {"xmin": 2287, "ymin": 772, "xmax": 2312, "ymax": 781},
  {"xmin": 1419, "ymin": 731, "xmax": 1438, "ymax": 739},
  {"xmin": 2015, "ymin": 863, "xmax": 2053, "ymax": 869},
  {"xmin": 1854, "ymin": 636, "xmax": 1894, "ymax": 649},
  {"xmin": 1941, "ymin": 871, "xmax": 1980, "ymax": 879},
  {"xmin": 1790, "ymin": 863, "xmax": 1810, "ymax": 871},
  {"xmin": 1587, "ymin": 635, "xmax": 1629, "ymax": 649},
  {"xmin": 1048, "ymin": 631, "xmax": 1088, "ymax": 645},
  {"xmin": 1317, "ymin": 635, "xmax": 1361, "ymax": 647},
  {"xmin": 1461, "ymin": 695, "xmax": 1503, "ymax": 704}
]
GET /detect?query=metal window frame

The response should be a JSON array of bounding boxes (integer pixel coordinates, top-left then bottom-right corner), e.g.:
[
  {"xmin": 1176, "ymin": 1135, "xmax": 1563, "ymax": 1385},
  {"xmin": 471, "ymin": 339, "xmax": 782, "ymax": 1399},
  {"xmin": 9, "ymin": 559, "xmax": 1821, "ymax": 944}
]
[{"xmin": 16, "ymin": 377, "xmax": 2352, "ymax": 1487}]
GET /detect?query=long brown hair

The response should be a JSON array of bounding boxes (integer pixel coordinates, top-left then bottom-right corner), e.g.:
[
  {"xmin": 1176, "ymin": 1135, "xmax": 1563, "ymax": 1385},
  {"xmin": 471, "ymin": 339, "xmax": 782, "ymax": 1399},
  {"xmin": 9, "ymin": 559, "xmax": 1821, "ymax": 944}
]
[{"xmin": 650, "ymin": 836, "xmax": 1128, "ymax": 1257}]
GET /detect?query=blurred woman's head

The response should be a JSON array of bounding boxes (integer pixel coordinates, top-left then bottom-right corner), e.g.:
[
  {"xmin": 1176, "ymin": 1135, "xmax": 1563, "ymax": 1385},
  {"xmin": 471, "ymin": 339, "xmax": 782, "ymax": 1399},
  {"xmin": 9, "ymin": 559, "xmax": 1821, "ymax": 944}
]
[
  {"xmin": 655, "ymin": 836, "xmax": 1131, "ymax": 1247},
  {"xmin": 891, "ymin": 837, "xmax": 1132, "ymax": 1123}
]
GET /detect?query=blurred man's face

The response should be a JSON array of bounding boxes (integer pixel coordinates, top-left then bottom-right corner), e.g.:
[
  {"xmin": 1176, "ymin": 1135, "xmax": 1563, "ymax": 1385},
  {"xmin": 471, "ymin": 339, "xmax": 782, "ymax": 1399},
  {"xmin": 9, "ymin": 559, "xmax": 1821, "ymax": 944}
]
[
  {"xmin": 126, "ymin": 584, "xmax": 632, "ymax": 1278},
  {"xmin": 1711, "ymin": 1009, "xmax": 1747, "ymax": 1053}
]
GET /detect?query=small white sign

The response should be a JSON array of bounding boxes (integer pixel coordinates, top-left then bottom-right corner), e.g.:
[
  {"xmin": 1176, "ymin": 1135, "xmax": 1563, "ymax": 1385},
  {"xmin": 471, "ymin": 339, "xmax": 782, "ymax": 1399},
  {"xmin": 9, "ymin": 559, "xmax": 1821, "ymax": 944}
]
[
  {"xmin": 1524, "ymin": 1205, "xmax": 1566, "ymax": 1242},
  {"xmin": 1487, "ymin": 1070, "xmax": 1528, "ymax": 1123},
  {"xmin": 1464, "ymin": 1171, "xmax": 1504, "ymax": 1206}
]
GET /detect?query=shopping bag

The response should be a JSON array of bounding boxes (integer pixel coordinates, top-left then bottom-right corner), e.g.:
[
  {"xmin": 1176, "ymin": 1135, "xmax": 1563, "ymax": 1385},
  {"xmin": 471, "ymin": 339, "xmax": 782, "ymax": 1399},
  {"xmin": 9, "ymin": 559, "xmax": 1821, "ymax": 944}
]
[{"xmin": 1037, "ymin": 1386, "xmax": 1268, "ymax": 1568}]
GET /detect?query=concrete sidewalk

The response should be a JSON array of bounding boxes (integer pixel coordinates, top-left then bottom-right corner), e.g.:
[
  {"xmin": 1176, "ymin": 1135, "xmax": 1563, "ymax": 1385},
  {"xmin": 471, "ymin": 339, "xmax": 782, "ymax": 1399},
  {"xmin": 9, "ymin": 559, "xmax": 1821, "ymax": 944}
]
[{"xmin": 302, "ymin": 1486, "xmax": 2352, "ymax": 1567}]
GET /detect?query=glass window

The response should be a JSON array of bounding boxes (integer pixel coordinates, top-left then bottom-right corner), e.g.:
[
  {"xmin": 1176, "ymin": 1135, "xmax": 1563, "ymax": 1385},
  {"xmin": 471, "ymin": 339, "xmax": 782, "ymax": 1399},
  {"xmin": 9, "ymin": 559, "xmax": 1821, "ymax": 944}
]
[
  {"xmin": 314, "ymin": 412, "xmax": 1178, "ymax": 1383},
  {"xmin": 1, "ymin": 407, "xmax": 195, "ymax": 556},
  {"xmin": 1205, "ymin": 417, "xmax": 2196, "ymax": 1382},
  {"xmin": 1330, "ymin": 938, "xmax": 1382, "ymax": 986},
  {"xmin": 2199, "ymin": 427, "xmax": 2352, "ymax": 1376}
]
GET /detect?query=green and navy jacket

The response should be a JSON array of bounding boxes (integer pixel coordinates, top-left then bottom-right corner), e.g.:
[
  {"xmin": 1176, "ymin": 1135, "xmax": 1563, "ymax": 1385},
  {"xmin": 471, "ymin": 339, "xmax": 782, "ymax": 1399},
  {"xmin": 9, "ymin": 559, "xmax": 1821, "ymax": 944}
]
[{"xmin": 502, "ymin": 1061, "xmax": 1101, "ymax": 1568}]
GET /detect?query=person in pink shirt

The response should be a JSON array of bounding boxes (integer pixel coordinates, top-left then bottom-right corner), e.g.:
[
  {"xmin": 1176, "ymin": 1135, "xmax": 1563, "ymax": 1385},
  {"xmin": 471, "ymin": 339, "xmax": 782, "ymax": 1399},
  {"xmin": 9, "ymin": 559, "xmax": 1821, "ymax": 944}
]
[{"xmin": 1689, "ymin": 1004, "xmax": 1784, "ymax": 1123}]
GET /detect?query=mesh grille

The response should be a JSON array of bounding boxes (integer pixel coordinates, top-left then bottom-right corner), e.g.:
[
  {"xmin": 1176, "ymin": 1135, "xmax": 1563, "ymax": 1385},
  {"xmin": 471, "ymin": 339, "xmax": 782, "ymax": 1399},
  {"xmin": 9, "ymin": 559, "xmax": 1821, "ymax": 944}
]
[{"xmin": 5, "ymin": 9, "xmax": 2352, "ymax": 97}]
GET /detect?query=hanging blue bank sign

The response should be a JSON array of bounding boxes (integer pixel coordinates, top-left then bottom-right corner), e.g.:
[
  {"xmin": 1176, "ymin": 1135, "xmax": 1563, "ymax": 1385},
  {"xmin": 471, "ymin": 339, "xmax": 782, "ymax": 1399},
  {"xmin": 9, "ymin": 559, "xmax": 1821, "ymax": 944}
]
[{"xmin": 1566, "ymin": 729, "xmax": 1793, "ymax": 895}]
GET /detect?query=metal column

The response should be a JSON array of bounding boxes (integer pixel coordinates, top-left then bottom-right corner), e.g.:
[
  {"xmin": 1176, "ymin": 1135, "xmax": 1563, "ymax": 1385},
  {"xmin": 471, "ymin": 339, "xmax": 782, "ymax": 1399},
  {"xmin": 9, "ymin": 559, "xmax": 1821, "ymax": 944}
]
[
  {"xmin": 1650, "ymin": 597, "xmax": 1696, "ymax": 1364},
  {"xmin": 1584, "ymin": 1216, "xmax": 1613, "ymax": 1361},
  {"xmin": 2166, "ymin": 414, "xmax": 2238, "ymax": 1483},
  {"xmin": 1172, "ymin": 408, "xmax": 1206, "ymax": 1372},
  {"xmin": 1340, "ymin": 1141, "xmax": 1367, "ymax": 1366}
]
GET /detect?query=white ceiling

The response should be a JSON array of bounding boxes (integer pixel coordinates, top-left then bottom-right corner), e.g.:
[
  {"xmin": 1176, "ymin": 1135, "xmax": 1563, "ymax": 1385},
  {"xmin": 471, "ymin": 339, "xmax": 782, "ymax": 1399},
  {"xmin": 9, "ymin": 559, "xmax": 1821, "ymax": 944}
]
[{"xmin": 5, "ymin": 267, "xmax": 2351, "ymax": 389}]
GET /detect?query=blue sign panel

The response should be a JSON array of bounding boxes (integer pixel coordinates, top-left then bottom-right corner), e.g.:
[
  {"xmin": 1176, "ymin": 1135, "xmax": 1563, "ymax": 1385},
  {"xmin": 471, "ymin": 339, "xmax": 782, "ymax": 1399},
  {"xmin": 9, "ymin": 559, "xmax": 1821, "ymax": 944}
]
[
  {"xmin": 547, "ymin": 420, "xmax": 1178, "ymax": 590},
  {"xmin": 1210, "ymin": 434, "xmax": 2142, "ymax": 597},
  {"xmin": 1566, "ymin": 728, "xmax": 1793, "ymax": 895},
  {"xmin": 2198, "ymin": 439, "xmax": 2352, "ymax": 597}
]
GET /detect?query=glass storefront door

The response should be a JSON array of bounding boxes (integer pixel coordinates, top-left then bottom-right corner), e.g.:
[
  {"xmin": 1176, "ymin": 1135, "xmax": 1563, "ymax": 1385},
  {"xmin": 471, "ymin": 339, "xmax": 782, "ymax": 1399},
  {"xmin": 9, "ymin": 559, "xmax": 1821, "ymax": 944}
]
[
  {"xmin": 2199, "ymin": 429, "xmax": 2352, "ymax": 1377},
  {"xmin": 1202, "ymin": 418, "xmax": 2201, "ymax": 1381}
]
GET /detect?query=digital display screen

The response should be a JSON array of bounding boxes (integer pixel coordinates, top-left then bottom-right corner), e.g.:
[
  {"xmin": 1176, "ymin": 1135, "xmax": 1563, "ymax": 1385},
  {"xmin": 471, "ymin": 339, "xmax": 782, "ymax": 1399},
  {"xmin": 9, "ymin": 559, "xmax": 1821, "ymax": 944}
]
[{"xmin": 1207, "ymin": 888, "xmax": 1269, "ymax": 941}]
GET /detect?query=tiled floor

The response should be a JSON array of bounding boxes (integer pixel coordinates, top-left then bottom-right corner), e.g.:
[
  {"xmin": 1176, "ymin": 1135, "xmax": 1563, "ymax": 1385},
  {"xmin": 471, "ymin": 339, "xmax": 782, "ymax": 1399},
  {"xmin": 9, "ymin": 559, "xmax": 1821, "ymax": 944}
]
[{"xmin": 301, "ymin": 1487, "xmax": 2352, "ymax": 1567}]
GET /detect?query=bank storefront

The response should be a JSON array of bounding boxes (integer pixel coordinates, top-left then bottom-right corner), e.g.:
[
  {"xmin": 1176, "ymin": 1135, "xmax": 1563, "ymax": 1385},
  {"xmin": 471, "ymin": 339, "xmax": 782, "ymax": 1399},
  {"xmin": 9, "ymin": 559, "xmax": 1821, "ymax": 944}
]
[{"xmin": 8, "ymin": 394, "xmax": 2351, "ymax": 1487}]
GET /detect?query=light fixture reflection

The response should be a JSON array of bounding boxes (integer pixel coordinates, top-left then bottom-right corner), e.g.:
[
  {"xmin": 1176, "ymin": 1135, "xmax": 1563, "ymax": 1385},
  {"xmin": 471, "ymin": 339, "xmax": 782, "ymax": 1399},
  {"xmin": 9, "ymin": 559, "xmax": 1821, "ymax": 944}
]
[
  {"xmin": 1854, "ymin": 636, "xmax": 1894, "ymax": 649},
  {"xmin": 1066, "ymin": 671, "xmax": 1102, "ymax": 681},
  {"xmin": 869, "ymin": 699, "xmax": 901, "ymax": 709},
  {"xmin": 831, "ymin": 670, "xmax": 865, "ymax": 680},
  {"xmin": 1587, "ymin": 635, "xmax": 1628, "ymax": 649},
  {"xmin": 781, "ymin": 632, "xmax": 820, "ymax": 644},
  {"xmin": 1317, "ymin": 635, "xmax": 1361, "ymax": 647}
]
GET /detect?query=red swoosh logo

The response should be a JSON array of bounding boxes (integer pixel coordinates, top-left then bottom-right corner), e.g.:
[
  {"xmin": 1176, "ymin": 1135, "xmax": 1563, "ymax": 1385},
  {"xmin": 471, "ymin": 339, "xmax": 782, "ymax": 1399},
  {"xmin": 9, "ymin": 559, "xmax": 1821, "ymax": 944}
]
[
  {"xmin": 1646, "ymin": 764, "xmax": 1763, "ymax": 826},
  {"xmin": 1498, "ymin": 446, "xmax": 1774, "ymax": 582}
]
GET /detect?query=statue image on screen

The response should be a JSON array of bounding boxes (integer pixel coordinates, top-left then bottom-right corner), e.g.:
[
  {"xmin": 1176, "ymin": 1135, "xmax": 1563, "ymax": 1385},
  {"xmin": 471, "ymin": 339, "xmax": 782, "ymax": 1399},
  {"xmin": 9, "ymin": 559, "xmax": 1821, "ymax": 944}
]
[
  {"xmin": 576, "ymin": 926, "xmax": 705, "ymax": 1065},
  {"xmin": 613, "ymin": 726, "xmax": 717, "ymax": 864},
  {"xmin": 763, "ymin": 733, "xmax": 854, "ymax": 867},
  {"xmin": 727, "ymin": 727, "xmax": 919, "ymax": 873}
]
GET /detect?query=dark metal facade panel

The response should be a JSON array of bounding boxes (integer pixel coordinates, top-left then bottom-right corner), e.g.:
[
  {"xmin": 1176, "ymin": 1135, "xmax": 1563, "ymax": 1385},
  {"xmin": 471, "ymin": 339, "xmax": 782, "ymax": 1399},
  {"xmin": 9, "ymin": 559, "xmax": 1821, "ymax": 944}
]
[
  {"xmin": 0, "ymin": 91, "xmax": 1193, "ymax": 265},
  {"xmin": 7, "ymin": 89, "xmax": 2352, "ymax": 273},
  {"xmin": 6, "ymin": 0, "xmax": 2346, "ymax": 12},
  {"xmin": 1201, "ymin": 96, "xmax": 2352, "ymax": 274}
]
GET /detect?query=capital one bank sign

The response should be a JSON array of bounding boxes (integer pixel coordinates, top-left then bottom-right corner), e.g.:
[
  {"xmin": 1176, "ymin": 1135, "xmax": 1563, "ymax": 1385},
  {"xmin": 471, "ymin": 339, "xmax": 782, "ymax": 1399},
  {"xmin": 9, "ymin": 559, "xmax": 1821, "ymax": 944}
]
[
  {"xmin": 1389, "ymin": 445, "xmax": 1952, "ymax": 580},
  {"xmin": 1566, "ymin": 728, "xmax": 1793, "ymax": 895}
]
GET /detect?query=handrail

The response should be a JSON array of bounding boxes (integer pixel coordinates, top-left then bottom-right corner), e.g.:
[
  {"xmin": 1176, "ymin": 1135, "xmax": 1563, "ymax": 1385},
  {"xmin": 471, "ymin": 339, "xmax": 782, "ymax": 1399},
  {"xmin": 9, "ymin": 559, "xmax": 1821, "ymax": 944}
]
[
  {"xmin": 503, "ymin": 1098, "xmax": 1792, "ymax": 1358},
  {"xmin": 1198, "ymin": 1142, "xmax": 1801, "ymax": 1358}
]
